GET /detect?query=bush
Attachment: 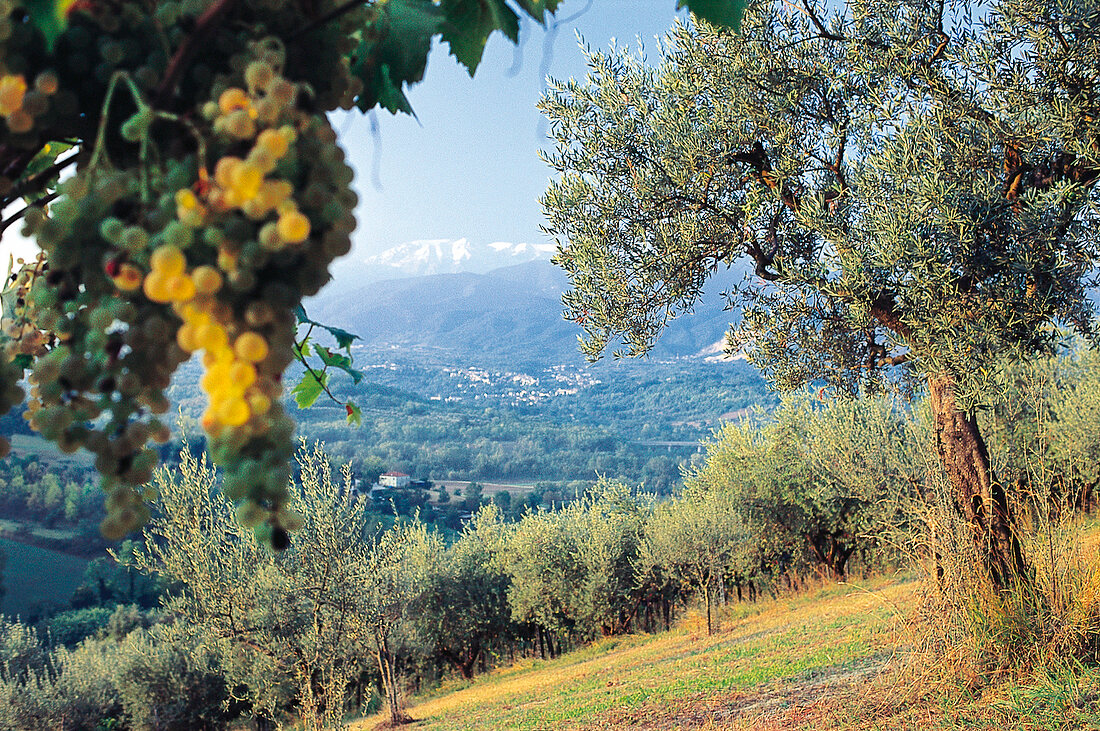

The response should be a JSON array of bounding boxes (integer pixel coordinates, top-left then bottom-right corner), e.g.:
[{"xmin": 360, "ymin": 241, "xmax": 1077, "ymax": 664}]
[
  {"xmin": 44, "ymin": 607, "xmax": 113, "ymax": 647},
  {"xmin": 114, "ymin": 626, "xmax": 233, "ymax": 731},
  {"xmin": 0, "ymin": 639, "xmax": 125, "ymax": 731},
  {"xmin": 0, "ymin": 619, "xmax": 46, "ymax": 683}
]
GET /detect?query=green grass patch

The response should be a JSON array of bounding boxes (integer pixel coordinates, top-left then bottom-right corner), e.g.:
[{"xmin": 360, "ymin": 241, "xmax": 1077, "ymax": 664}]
[
  {"xmin": 0, "ymin": 537, "xmax": 92, "ymax": 617},
  {"xmin": 352, "ymin": 578, "xmax": 908, "ymax": 731}
]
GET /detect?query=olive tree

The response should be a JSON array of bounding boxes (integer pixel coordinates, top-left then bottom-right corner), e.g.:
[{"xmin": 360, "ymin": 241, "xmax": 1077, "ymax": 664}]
[
  {"xmin": 130, "ymin": 443, "xmax": 378, "ymax": 730},
  {"xmin": 636, "ymin": 487, "xmax": 748, "ymax": 635},
  {"xmin": 541, "ymin": 0, "xmax": 1100, "ymax": 589},
  {"xmin": 407, "ymin": 505, "xmax": 515, "ymax": 680},
  {"xmin": 982, "ymin": 349, "xmax": 1100, "ymax": 515},
  {"xmin": 688, "ymin": 392, "xmax": 912, "ymax": 580}
]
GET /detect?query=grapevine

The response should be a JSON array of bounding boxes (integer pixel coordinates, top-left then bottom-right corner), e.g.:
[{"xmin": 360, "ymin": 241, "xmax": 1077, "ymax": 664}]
[{"xmin": 0, "ymin": 0, "xmax": 744, "ymax": 548}]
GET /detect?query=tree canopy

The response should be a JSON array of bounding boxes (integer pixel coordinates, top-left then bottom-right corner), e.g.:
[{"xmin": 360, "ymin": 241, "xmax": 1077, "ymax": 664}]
[{"xmin": 540, "ymin": 0, "xmax": 1100, "ymax": 587}]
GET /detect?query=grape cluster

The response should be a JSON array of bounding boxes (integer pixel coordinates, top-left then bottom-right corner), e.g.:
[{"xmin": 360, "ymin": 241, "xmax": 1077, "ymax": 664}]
[
  {"xmin": 101, "ymin": 43, "xmax": 352, "ymax": 545},
  {"xmin": 0, "ymin": 5, "xmax": 358, "ymax": 547}
]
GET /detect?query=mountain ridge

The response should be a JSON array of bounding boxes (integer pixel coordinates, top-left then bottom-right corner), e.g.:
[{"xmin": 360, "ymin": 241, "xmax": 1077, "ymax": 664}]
[
  {"xmin": 308, "ymin": 259, "xmax": 745, "ymax": 366},
  {"xmin": 332, "ymin": 238, "xmax": 558, "ymax": 285}
]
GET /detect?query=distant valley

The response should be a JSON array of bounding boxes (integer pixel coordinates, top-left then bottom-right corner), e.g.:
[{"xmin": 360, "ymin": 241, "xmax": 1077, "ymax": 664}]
[{"xmin": 280, "ymin": 247, "xmax": 774, "ymax": 491}]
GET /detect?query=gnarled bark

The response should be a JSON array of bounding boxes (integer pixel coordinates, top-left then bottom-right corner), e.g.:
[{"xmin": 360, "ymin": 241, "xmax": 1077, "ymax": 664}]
[
  {"xmin": 806, "ymin": 531, "xmax": 856, "ymax": 580},
  {"xmin": 927, "ymin": 374, "xmax": 1029, "ymax": 589}
]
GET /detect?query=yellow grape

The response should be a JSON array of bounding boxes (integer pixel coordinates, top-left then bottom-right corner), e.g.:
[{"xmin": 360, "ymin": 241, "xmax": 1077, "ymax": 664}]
[
  {"xmin": 220, "ymin": 109, "xmax": 257, "ymax": 140},
  {"xmin": 218, "ymin": 398, "xmax": 250, "ymax": 427},
  {"xmin": 234, "ymin": 332, "xmax": 269, "ymax": 363},
  {"xmin": 229, "ymin": 360, "xmax": 257, "ymax": 389},
  {"xmin": 192, "ymin": 265, "xmax": 223, "ymax": 294},
  {"xmin": 218, "ymin": 87, "xmax": 250, "ymax": 115},
  {"xmin": 150, "ymin": 245, "xmax": 186, "ymax": 276},
  {"xmin": 246, "ymin": 147, "xmax": 277, "ymax": 175},
  {"xmin": 195, "ymin": 320, "xmax": 229, "ymax": 352},
  {"xmin": 143, "ymin": 272, "xmax": 172, "ymax": 303},
  {"xmin": 165, "ymin": 274, "xmax": 196, "ymax": 302},
  {"xmin": 216, "ymin": 248, "xmax": 239, "ymax": 272},
  {"xmin": 258, "ymin": 222, "xmax": 282, "ymax": 251},
  {"xmin": 256, "ymin": 128, "xmax": 290, "ymax": 159},
  {"xmin": 0, "ymin": 74, "xmax": 26, "ymax": 116},
  {"xmin": 230, "ymin": 161, "xmax": 263, "ymax": 201},
  {"xmin": 112, "ymin": 264, "xmax": 143, "ymax": 291},
  {"xmin": 6, "ymin": 109, "xmax": 32, "ymax": 133},
  {"xmin": 277, "ymin": 210, "xmax": 310, "ymax": 244},
  {"xmin": 176, "ymin": 188, "xmax": 200, "ymax": 209},
  {"xmin": 214, "ymin": 157, "xmax": 242, "ymax": 189},
  {"xmin": 175, "ymin": 188, "xmax": 207, "ymax": 226},
  {"xmin": 202, "ymin": 349, "xmax": 230, "ymax": 369},
  {"xmin": 247, "ymin": 390, "xmax": 271, "ymax": 415},
  {"xmin": 176, "ymin": 322, "xmax": 200, "ymax": 352},
  {"xmin": 201, "ymin": 362, "xmax": 233, "ymax": 394}
]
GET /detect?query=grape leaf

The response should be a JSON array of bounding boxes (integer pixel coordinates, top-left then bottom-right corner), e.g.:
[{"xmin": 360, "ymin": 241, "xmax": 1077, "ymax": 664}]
[
  {"xmin": 320, "ymin": 325, "xmax": 358, "ymax": 352},
  {"xmin": 22, "ymin": 142, "xmax": 72, "ymax": 181},
  {"xmin": 512, "ymin": 0, "xmax": 563, "ymax": 23},
  {"xmin": 439, "ymin": 0, "xmax": 520, "ymax": 75},
  {"xmin": 677, "ymin": 0, "xmax": 748, "ymax": 30},
  {"xmin": 295, "ymin": 305, "xmax": 359, "ymax": 351},
  {"xmin": 311, "ymin": 343, "xmax": 365, "ymax": 384},
  {"xmin": 351, "ymin": 0, "xmax": 445, "ymax": 114},
  {"xmin": 23, "ymin": 0, "xmax": 76, "ymax": 51},
  {"xmin": 291, "ymin": 371, "xmax": 328, "ymax": 409},
  {"xmin": 346, "ymin": 401, "xmax": 363, "ymax": 427}
]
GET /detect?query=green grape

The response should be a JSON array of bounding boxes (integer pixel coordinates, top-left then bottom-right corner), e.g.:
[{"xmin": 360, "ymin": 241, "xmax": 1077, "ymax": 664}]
[
  {"xmin": 120, "ymin": 226, "xmax": 149, "ymax": 253},
  {"xmin": 120, "ymin": 107, "xmax": 154, "ymax": 142},
  {"xmin": 161, "ymin": 220, "xmax": 192, "ymax": 248},
  {"xmin": 99, "ymin": 217, "xmax": 125, "ymax": 242},
  {"xmin": 21, "ymin": 90, "xmax": 47, "ymax": 117},
  {"xmin": 154, "ymin": 1, "xmax": 182, "ymax": 25},
  {"xmin": 134, "ymin": 65, "xmax": 158, "ymax": 90}
]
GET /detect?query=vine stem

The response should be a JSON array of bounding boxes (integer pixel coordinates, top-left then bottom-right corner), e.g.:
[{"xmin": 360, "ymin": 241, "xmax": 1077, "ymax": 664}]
[
  {"xmin": 0, "ymin": 191, "xmax": 59, "ymax": 235},
  {"xmin": 288, "ymin": 0, "xmax": 376, "ymax": 42},
  {"xmin": 88, "ymin": 72, "xmax": 128, "ymax": 172},
  {"xmin": 293, "ymin": 323, "xmax": 346, "ymax": 407},
  {"xmin": 88, "ymin": 71, "xmax": 210, "ymax": 198},
  {"xmin": 155, "ymin": 0, "xmax": 239, "ymax": 106}
]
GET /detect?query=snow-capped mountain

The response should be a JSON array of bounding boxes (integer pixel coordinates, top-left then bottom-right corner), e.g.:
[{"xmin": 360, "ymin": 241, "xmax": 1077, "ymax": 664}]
[{"xmin": 345, "ymin": 238, "xmax": 558, "ymax": 282}]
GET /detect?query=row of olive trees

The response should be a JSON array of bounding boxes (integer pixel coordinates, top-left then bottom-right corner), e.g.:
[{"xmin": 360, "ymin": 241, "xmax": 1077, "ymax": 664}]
[
  {"xmin": 0, "ymin": 394, "xmax": 914, "ymax": 730},
  {"xmin": 9, "ymin": 351, "xmax": 1100, "ymax": 730}
]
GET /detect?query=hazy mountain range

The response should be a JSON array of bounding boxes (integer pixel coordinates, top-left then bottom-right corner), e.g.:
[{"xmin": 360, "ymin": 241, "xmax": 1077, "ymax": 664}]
[
  {"xmin": 310, "ymin": 242, "xmax": 746, "ymax": 366},
  {"xmin": 331, "ymin": 238, "xmax": 559, "ymax": 284}
]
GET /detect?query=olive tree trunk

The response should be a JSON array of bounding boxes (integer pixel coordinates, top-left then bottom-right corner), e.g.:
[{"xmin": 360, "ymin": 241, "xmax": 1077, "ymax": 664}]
[{"xmin": 927, "ymin": 374, "xmax": 1029, "ymax": 590}]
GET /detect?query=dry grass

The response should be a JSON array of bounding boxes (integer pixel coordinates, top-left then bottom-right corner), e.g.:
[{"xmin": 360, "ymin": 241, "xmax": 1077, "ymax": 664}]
[
  {"xmin": 348, "ymin": 548, "xmax": 1100, "ymax": 731},
  {"xmin": 351, "ymin": 575, "xmax": 913, "ymax": 731}
]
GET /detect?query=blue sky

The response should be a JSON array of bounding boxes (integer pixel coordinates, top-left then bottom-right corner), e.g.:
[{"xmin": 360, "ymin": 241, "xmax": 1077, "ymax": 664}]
[
  {"xmin": 330, "ymin": 0, "xmax": 689, "ymax": 275},
  {"xmin": 0, "ymin": 3, "xmax": 689, "ymax": 273}
]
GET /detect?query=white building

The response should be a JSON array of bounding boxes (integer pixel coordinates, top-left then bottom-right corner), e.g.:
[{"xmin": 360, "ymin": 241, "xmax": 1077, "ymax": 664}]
[{"xmin": 378, "ymin": 471, "xmax": 411, "ymax": 489}]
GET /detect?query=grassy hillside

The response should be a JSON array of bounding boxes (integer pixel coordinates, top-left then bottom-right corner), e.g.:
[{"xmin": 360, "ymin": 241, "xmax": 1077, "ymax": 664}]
[
  {"xmin": 353, "ymin": 575, "xmax": 1100, "ymax": 730},
  {"xmin": 0, "ymin": 537, "xmax": 91, "ymax": 617}
]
